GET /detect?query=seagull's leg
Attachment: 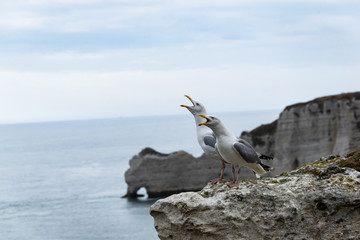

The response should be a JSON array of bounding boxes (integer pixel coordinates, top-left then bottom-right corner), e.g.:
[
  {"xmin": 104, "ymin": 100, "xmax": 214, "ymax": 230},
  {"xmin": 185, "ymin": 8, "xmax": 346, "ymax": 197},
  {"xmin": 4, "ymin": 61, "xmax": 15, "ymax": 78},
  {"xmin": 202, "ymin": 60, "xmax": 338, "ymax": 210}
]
[
  {"xmin": 228, "ymin": 166, "xmax": 240, "ymax": 188},
  {"xmin": 226, "ymin": 164, "xmax": 236, "ymax": 187},
  {"xmin": 210, "ymin": 160, "xmax": 226, "ymax": 184},
  {"xmin": 236, "ymin": 167, "xmax": 240, "ymax": 183},
  {"xmin": 231, "ymin": 164, "xmax": 235, "ymax": 182}
]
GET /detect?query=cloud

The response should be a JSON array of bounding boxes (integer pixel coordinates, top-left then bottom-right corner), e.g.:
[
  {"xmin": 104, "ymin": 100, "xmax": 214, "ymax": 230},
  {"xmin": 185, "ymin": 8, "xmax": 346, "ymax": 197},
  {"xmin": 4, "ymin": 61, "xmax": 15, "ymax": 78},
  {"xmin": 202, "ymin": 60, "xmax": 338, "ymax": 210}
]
[
  {"xmin": 43, "ymin": 50, "xmax": 107, "ymax": 61},
  {"xmin": 0, "ymin": 1, "xmax": 166, "ymax": 32},
  {"xmin": 0, "ymin": 10, "xmax": 45, "ymax": 30},
  {"xmin": 0, "ymin": 0, "xmax": 359, "ymax": 123}
]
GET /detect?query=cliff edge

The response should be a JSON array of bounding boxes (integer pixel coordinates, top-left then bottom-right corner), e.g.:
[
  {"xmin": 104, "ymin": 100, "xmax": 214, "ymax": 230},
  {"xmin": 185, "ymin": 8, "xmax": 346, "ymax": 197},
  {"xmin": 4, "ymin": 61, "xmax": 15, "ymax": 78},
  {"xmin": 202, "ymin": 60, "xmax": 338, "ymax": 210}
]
[{"xmin": 150, "ymin": 151, "xmax": 360, "ymax": 240}]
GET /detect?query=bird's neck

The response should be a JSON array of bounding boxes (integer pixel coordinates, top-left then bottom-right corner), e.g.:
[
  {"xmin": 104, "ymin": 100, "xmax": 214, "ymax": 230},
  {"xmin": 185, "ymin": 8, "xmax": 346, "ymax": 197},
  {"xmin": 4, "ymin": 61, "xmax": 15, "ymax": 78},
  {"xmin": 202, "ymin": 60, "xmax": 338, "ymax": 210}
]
[
  {"xmin": 196, "ymin": 123, "xmax": 213, "ymax": 136},
  {"xmin": 194, "ymin": 112, "xmax": 213, "ymax": 136},
  {"xmin": 211, "ymin": 122, "xmax": 236, "ymax": 139}
]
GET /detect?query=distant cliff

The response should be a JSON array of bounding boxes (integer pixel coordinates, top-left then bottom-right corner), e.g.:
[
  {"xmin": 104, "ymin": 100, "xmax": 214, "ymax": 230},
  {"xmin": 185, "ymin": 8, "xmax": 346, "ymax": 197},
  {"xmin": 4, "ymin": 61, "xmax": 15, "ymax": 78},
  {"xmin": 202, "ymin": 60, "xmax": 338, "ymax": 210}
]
[
  {"xmin": 241, "ymin": 91, "xmax": 360, "ymax": 175},
  {"xmin": 124, "ymin": 148, "xmax": 258, "ymax": 198},
  {"xmin": 150, "ymin": 151, "xmax": 360, "ymax": 240}
]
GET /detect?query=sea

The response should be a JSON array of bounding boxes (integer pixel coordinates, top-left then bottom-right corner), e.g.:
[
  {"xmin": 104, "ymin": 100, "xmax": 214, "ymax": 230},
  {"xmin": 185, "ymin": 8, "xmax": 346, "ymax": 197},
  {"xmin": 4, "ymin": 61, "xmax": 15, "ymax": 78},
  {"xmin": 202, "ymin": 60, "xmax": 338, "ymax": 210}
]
[{"xmin": 0, "ymin": 110, "xmax": 280, "ymax": 240}]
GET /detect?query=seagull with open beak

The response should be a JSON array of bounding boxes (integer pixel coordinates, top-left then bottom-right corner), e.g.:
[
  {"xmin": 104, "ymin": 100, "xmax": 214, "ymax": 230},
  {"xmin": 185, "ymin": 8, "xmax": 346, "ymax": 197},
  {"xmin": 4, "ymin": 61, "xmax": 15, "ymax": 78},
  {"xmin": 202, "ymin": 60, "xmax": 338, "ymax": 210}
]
[
  {"xmin": 198, "ymin": 114, "xmax": 274, "ymax": 187},
  {"xmin": 180, "ymin": 95, "xmax": 227, "ymax": 184}
]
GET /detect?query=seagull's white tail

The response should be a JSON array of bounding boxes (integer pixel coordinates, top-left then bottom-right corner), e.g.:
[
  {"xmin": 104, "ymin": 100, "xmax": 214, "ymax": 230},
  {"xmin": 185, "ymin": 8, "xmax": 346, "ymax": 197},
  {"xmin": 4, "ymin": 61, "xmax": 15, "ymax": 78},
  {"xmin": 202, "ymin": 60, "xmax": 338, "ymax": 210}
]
[{"xmin": 249, "ymin": 163, "xmax": 267, "ymax": 175}]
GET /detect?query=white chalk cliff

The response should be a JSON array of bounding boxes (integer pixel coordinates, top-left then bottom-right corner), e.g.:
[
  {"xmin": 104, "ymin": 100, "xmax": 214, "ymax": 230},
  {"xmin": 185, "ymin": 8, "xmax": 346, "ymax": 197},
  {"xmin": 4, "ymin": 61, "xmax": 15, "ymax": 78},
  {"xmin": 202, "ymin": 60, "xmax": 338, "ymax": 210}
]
[{"xmin": 241, "ymin": 92, "xmax": 360, "ymax": 175}]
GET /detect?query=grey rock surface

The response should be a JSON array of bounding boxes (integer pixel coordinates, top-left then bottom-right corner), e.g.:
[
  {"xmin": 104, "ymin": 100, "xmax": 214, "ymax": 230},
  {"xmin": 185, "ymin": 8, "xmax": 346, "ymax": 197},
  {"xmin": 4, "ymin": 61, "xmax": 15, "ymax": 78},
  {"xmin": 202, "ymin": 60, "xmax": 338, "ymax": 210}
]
[
  {"xmin": 124, "ymin": 147, "xmax": 256, "ymax": 198},
  {"xmin": 241, "ymin": 92, "xmax": 360, "ymax": 175},
  {"xmin": 150, "ymin": 152, "xmax": 360, "ymax": 240}
]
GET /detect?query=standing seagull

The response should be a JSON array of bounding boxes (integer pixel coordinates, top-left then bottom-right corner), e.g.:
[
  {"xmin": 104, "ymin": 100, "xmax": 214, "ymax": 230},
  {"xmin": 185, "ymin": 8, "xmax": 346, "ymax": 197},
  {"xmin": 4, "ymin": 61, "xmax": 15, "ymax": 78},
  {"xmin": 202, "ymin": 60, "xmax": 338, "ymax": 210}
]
[
  {"xmin": 180, "ymin": 95, "xmax": 227, "ymax": 183},
  {"xmin": 198, "ymin": 114, "xmax": 274, "ymax": 187}
]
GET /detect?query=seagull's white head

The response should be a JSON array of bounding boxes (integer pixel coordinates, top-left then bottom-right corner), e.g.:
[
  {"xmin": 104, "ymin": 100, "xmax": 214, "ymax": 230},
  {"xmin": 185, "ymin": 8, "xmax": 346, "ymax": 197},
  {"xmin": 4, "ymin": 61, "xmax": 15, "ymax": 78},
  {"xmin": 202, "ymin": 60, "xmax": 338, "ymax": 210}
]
[
  {"xmin": 180, "ymin": 95, "xmax": 207, "ymax": 115},
  {"xmin": 198, "ymin": 114, "xmax": 221, "ymax": 127}
]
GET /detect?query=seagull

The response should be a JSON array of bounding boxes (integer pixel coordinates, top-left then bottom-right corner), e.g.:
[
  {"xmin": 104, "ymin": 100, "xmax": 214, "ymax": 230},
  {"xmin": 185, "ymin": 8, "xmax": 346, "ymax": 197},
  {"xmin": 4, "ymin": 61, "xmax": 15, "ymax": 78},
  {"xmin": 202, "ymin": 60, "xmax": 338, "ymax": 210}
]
[
  {"xmin": 198, "ymin": 114, "xmax": 274, "ymax": 187},
  {"xmin": 180, "ymin": 95, "xmax": 227, "ymax": 184}
]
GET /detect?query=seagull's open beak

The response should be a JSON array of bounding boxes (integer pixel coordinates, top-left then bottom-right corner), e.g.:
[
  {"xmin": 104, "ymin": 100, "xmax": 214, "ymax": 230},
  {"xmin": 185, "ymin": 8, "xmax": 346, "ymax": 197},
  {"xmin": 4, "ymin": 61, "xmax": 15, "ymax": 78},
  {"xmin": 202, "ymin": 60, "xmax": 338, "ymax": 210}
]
[
  {"xmin": 198, "ymin": 114, "xmax": 210, "ymax": 126},
  {"xmin": 180, "ymin": 95, "xmax": 194, "ymax": 108}
]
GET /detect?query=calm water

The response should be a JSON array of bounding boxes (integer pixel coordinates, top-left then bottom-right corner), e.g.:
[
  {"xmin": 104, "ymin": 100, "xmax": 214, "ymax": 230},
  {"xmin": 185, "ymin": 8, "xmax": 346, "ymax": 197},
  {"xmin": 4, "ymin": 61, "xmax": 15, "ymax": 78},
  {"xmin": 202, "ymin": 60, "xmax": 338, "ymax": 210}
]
[{"xmin": 0, "ymin": 110, "xmax": 279, "ymax": 240}]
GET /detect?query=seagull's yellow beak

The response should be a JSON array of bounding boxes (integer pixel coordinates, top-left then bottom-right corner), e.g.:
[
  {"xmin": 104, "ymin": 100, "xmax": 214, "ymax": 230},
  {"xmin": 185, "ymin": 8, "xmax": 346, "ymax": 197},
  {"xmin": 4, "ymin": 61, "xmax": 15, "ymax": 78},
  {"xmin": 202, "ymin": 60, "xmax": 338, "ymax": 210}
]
[
  {"xmin": 180, "ymin": 95, "xmax": 193, "ymax": 108},
  {"xmin": 198, "ymin": 114, "xmax": 210, "ymax": 126}
]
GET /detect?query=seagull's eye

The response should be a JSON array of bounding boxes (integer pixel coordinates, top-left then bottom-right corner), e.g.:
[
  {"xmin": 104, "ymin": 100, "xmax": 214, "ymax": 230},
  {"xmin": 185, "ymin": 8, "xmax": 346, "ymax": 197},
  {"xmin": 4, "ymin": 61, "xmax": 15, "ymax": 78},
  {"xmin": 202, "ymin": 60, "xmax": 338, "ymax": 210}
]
[{"xmin": 196, "ymin": 103, "xmax": 200, "ymax": 106}]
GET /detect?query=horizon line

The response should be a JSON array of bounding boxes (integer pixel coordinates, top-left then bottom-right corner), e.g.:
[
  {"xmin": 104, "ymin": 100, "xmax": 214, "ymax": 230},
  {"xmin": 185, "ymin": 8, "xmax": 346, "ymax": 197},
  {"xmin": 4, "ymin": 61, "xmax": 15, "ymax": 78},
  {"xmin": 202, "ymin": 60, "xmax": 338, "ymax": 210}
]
[{"xmin": 0, "ymin": 109, "xmax": 282, "ymax": 126}]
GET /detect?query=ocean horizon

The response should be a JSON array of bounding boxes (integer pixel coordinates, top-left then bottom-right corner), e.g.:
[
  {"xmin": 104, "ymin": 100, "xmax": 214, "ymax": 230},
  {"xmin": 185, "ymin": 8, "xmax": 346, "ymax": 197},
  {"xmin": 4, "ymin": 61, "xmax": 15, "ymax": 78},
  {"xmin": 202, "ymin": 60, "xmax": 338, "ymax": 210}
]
[{"xmin": 0, "ymin": 110, "xmax": 280, "ymax": 240}]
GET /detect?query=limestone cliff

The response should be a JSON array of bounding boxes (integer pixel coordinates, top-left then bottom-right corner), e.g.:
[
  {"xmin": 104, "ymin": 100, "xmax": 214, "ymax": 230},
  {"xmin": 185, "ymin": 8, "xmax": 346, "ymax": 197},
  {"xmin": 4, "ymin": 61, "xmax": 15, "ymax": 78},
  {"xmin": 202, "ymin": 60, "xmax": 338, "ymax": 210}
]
[
  {"xmin": 124, "ymin": 148, "xmax": 257, "ymax": 198},
  {"xmin": 241, "ymin": 91, "xmax": 360, "ymax": 175},
  {"xmin": 150, "ymin": 151, "xmax": 360, "ymax": 240}
]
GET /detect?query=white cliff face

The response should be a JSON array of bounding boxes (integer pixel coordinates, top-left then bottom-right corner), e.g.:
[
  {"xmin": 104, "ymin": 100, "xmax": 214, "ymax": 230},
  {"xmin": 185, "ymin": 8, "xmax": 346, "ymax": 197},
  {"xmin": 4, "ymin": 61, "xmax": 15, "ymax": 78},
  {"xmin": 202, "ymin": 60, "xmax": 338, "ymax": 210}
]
[
  {"xmin": 150, "ymin": 152, "xmax": 360, "ymax": 240},
  {"xmin": 241, "ymin": 92, "xmax": 360, "ymax": 175},
  {"xmin": 273, "ymin": 93, "xmax": 360, "ymax": 174}
]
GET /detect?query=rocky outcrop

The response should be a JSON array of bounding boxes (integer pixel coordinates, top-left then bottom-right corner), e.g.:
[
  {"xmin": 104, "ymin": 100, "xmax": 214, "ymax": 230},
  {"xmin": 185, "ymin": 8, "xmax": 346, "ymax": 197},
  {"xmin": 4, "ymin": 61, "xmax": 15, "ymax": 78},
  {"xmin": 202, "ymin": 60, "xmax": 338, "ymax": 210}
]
[
  {"xmin": 124, "ymin": 148, "xmax": 257, "ymax": 198},
  {"xmin": 150, "ymin": 151, "xmax": 360, "ymax": 240},
  {"xmin": 241, "ymin": 91, "xmax": 360, "ymax": 175}
]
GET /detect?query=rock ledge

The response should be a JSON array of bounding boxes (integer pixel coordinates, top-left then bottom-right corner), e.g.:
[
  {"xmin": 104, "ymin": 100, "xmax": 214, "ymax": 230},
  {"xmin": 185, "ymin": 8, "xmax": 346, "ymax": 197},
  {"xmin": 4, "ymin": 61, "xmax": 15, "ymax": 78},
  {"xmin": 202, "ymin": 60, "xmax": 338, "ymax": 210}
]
[{"xmin": 150, "ymin": 151, "xmax": 360, "ymax": 240}]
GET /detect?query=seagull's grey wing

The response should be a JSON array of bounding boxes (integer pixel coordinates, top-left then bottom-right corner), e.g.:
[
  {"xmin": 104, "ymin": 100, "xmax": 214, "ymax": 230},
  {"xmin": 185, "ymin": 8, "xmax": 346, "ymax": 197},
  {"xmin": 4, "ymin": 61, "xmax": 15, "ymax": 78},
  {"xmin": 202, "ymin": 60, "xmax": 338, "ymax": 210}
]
[
  {"xmin": 237, "ymin": 138, "xmax": 255, "ymax": 150},
  {"xmin": 203, "ymin": 133, "xmax": 216, "ymax": 148},
  {"xmin": 239, "ymin": 138, "xmax": 273, "ymax": 161},
  {"xmin": 233, "ymin": 140, "xmax": 261, "ymax": 164}
]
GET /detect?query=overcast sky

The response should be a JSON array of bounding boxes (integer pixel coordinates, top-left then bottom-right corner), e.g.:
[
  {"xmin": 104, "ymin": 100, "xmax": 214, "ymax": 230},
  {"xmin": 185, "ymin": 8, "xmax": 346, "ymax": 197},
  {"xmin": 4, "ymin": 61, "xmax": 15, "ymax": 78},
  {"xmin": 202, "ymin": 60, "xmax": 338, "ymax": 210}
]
[{"xmin": 0, "ymin": 0, "xmax": 359, "ymax": 124}]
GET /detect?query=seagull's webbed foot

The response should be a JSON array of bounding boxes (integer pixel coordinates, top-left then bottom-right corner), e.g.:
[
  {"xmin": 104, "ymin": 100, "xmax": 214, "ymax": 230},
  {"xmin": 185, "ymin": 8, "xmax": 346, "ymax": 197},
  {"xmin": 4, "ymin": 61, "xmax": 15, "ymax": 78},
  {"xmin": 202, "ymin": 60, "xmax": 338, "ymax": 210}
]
[
  {"xmin": 226, "ymin": 180, "xmax": 239, "ymax": 187},
  {"xmin": 226, "ymin": 182, "xmax": 239, "ymax": 188},
  {"xmin": 226, "ymin": 165, "xmax": 240, "ymax": 187},
  {"xmin": 210, "ymin": 177, "xmax": 223, "ymax": 184}
]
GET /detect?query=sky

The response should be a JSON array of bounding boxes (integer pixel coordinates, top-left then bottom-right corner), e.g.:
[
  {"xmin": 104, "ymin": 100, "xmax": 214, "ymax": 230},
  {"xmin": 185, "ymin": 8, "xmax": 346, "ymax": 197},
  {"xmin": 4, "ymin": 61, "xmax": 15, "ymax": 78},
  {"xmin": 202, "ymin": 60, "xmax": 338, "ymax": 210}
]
[{"xmin": 0, "ymin": 0, "xmax": 359, "ymax": 124}]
